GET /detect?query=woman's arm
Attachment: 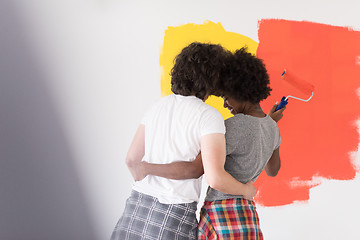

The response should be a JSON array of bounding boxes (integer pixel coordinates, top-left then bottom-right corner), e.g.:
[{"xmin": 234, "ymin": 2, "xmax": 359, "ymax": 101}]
[
  {"xmin": 200, "ymin": 133, "xmax": 256, "ymax": 200},
  {"xmin": 268, "ymin": 102, "xmax": 286, "ymax": 122},
  {"xmin": 126, "ymin": 125, "xmax": 204, "ymax": 181},
  {"xmin": 139, "ymin": 153, "xmax": 204, "ymax": 180},
  {"xmin": 266, "ymin": 103, "xmax": 282, "ymax": 176},
  {"xmin": 265, "ymin": 147, "xmax": 281, "ymax": 177}
]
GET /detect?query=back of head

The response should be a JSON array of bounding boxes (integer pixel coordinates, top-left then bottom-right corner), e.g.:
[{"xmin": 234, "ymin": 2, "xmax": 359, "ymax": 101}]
[
  {"xmin": 217, "ymin": 47, "xmax": 271, "ymax": 104},
  {"xmin": 170, "ymin": 42, "xmax": 229, "ymax": 100}
]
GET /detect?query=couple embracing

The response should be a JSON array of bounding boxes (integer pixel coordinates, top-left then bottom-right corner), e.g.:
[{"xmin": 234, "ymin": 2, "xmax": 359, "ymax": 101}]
[{"xmin": 111, "ymin": 42, "xmax": 284, "ymax": 240}]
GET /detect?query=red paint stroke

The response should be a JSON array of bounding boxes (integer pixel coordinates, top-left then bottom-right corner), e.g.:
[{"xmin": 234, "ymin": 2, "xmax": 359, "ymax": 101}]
[{"xmin": 256, "ymin": 19, "xmax": 360, "ymax": 206}]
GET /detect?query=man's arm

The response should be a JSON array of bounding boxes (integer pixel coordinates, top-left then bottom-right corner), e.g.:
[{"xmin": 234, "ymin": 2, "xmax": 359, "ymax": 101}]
[
  {"xmin": 265, "ymin": 147, "xmax": 281, "ymax": 177},
  {"xmin": 201, "ymin": 133, "xmax": 256, "ymax": 200},
  {"xmin": 125, "ymin": 124, "xmax": 146, "ymax": 180}
]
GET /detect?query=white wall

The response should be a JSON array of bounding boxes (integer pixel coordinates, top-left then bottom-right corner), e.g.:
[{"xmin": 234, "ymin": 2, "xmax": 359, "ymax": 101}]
[{"xmin": 4, "ymin": 0, "xmax": 359, "ymax": 239}]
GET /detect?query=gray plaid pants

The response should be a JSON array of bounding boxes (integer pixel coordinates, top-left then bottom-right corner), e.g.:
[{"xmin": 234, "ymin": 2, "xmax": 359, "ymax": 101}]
[{"xmin": 110, "ymin": 190, "xmax": 198, "ymax": 240}]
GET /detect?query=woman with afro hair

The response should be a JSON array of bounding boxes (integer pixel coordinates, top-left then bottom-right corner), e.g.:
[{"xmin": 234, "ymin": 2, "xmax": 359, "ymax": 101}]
[{"xmin": 198, "ymin": 47, "xmax": 285, "ymax": 240}]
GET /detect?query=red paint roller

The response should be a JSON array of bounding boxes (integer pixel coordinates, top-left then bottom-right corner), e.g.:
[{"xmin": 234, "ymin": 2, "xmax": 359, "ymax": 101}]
[{"xmin": 275, "ymin": 69, "xmax": 315, "ymax": 111}]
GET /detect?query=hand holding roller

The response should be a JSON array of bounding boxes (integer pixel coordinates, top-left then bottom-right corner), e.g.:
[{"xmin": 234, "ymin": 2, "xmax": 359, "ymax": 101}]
[{"xmin": 275, "ymin": 69, "xmax": 314, "ymax": 111}]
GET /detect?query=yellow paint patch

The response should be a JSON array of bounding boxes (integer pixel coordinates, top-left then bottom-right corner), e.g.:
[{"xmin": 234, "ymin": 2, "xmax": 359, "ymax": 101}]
[{"xmin": 160, "ymin": 21, "xmax": 259, "ymax": 119}]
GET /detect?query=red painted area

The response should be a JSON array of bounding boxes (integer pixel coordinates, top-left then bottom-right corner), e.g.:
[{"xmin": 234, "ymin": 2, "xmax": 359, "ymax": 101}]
[{"xmin": 256, "ymin": 19, "xmax": 360, "ymax": 206}]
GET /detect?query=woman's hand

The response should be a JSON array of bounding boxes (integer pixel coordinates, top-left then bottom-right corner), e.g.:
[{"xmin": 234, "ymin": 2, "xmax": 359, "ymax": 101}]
[
  {"xmin": 128, "ymin": 161, "xmax": 148, "ymax": 181},
  {"xmin": 268, "ymin": 102, "xmax": 286, "ymax": 122},
  {"xmin": 243, "ymin": 181, "xmax": 257, "ymax": 201}
]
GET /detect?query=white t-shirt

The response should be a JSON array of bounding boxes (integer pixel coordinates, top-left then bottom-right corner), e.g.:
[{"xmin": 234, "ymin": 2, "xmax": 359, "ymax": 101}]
[{"xmin": 132, "ymin": 94, "xmax": 225, "ymax": 204}]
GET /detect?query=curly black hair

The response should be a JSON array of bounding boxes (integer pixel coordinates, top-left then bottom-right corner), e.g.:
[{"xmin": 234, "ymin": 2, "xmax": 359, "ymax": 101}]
[
  {"xmin": 170, "ymin": 42, "xmax": 230, "ymax": 100},
  {"xmin": 216, "ymin": 47, "xmax": 271, "ymax": 104}
]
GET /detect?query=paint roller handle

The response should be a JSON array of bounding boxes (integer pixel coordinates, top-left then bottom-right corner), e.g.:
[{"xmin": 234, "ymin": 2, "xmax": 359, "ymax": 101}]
[
  {"xmin": 269, "ymin": 102, "xmax": 285, "ymax": 122},
  {"xmin": 275, "ymin": 96, "xmax": 288, "ymax": 111}
]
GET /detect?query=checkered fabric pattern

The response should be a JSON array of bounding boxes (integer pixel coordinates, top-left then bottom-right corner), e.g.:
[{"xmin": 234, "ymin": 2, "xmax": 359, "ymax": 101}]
[
  {"xmin": 198, "ymin": 198, "xmax": 263, "ymax": 240},
  {"xmin": 110, "ymin": 190, "xmax": 198, "ymax": 240}
]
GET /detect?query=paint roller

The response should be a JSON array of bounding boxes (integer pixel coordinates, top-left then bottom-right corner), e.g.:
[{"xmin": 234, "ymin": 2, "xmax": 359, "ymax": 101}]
[{"xmin": 275, "ymin": 69, "xmax": 315, "ymax": 111}]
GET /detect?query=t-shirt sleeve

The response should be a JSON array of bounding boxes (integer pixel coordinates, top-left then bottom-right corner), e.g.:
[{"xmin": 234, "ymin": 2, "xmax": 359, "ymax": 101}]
[
  {"xmin": 140, "ymin": 103, "xmax": 157, "ymax": 125},
  {"xmin": 274, "ymin": 127, "xmax": 281, "ymax": 149},
  {"xmin": 140, "ymin": 110, "xmax": 150, "ymax": 125},
  {"xmin": 199, "ymin": 107, "xmax": 226, "ymax": 137}
]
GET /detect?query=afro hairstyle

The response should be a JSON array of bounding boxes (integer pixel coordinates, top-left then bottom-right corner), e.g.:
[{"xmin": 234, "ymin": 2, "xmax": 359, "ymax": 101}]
[
  {"xmin": 216, "ymin": 47, "xmax": 271, "ymax": 104},
  {"xmin": 170, "ymin": 42, "xmax": 230, "ymax": 100}
]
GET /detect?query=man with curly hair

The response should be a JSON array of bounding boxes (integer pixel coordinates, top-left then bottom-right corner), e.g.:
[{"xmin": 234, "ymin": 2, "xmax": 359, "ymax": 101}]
[
  {"xmin": 198, "ymin": 47, "xmax": 285, "ymax": 240},
  {"xmin": 110, "ymin": 43, "xmax": 257, "ymax": 240}
]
